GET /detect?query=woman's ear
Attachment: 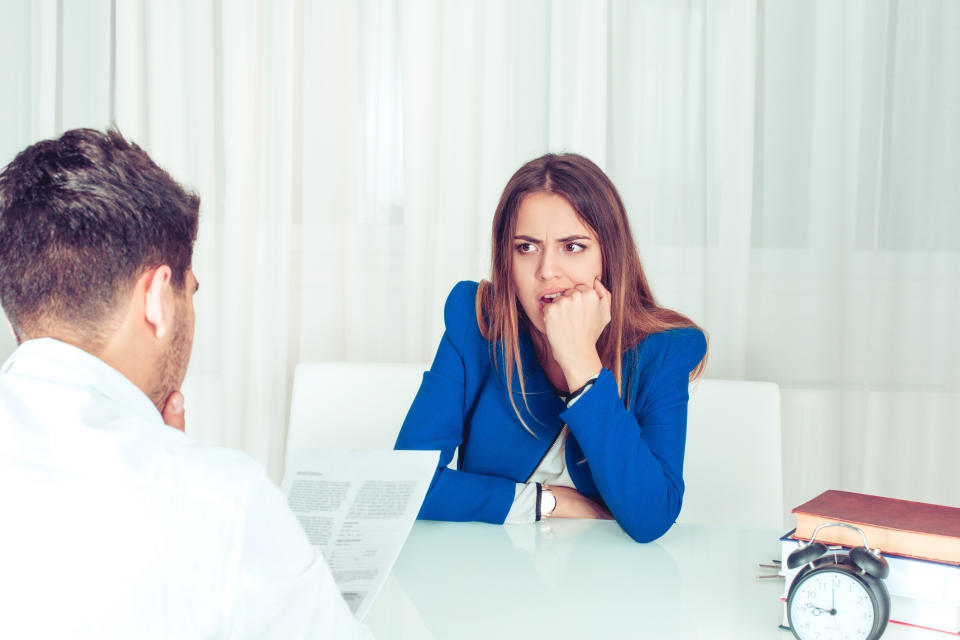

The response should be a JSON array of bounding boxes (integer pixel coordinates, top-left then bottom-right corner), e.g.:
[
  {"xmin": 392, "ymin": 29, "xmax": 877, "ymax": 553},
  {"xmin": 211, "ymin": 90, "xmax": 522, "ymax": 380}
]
[{"xmin": 142, "ymin": 266, "xmax": 173, "ymax": 339}]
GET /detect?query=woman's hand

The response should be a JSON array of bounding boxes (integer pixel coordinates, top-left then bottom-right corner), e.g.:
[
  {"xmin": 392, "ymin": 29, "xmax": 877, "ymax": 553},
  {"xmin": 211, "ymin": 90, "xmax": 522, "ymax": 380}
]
[
  {"xmin": 542, "ymin": 278, "xmax": 612, "ymax": 390},
  {"xmin": 549, "ymin": 485, "xmax": 613, "ymax": 520}
]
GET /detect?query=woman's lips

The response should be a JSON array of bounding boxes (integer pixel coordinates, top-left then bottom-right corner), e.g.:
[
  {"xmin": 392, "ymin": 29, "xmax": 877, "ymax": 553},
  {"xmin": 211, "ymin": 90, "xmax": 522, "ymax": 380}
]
[{"xmin": 537, "ymin": 290, "xmax": 564, "ymax": 313}]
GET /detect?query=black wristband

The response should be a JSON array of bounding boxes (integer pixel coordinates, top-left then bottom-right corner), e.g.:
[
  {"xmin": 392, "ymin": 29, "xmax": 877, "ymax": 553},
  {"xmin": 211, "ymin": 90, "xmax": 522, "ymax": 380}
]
[
  {"xmin": 535, "ymin": 482, "xmax": 543, "ymax": 522},
  {"xmin": 565, "ymin": 374, "xmax": 599, "ymax": 406}
]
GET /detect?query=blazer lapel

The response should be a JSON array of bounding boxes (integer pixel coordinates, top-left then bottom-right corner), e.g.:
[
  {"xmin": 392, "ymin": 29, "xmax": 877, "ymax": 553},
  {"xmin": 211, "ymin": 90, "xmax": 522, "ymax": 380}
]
[{"xmin": 496, "ymin": 330, "xmax": 565, "ymax": 442}]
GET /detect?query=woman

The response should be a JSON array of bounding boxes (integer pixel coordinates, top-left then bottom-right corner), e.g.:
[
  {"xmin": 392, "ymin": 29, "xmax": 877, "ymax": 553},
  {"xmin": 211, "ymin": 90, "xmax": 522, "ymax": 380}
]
[{"xmin": 395, "ymin": 153, "xmax": 707, "ymax": 542}]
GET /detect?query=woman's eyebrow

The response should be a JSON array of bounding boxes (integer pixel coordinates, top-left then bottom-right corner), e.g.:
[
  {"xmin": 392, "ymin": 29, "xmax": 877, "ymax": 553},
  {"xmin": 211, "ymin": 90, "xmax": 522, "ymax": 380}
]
[{"xmin": 514, "ymin": 234, "xmax": 592, "ymax": 243}]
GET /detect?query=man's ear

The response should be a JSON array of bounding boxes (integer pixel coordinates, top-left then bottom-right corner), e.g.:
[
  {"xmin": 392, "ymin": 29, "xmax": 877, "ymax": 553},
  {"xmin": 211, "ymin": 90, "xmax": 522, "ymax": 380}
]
[{"xmin": 143, "ymin": 266, "xmax": 173, "ymax": 339}]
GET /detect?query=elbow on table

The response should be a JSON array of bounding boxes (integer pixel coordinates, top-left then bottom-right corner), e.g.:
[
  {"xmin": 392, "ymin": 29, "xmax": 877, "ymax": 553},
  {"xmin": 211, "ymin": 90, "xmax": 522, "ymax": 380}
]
[
  {"xmin": 620, "ymin": 516, "xmax": 675, "ymax": 544},
  {"xmin": 618, "ymin": 496, "xmax": 682, "ymax": 543}
]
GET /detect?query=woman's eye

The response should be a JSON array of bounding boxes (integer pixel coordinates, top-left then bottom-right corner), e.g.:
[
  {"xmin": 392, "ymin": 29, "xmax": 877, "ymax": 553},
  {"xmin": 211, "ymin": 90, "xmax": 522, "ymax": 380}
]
[
  {"xmin": 565, "ymin": 242, "xmax": 586, "ymax": 253},
  {"xmin": 515, "ymin": 243, "xmax": 537, "ymax": 254}
]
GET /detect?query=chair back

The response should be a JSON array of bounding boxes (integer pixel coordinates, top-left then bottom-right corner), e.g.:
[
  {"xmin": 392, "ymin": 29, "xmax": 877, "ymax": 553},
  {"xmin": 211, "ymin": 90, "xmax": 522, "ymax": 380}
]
[
  {"xmin": 287, "ymin": 366, "xmax": 785, "ymax": 528},
  {"xmin": 285, "ymin": 362, "xmax": 428, "ymax": 468},
  {"xmin": 678, "ymin": 378, "xmax": 784, "ymax": 529}
]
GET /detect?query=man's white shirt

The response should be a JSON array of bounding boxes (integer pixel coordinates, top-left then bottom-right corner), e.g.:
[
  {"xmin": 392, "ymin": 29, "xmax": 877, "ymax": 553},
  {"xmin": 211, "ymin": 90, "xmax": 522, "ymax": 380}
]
[{"xmin": 0, "ymin": 338, "xmax": 373, "ymax": 639}]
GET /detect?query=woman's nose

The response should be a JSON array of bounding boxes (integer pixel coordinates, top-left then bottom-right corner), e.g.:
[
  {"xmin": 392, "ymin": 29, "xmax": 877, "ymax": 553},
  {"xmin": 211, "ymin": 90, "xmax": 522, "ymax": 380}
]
[{"xmin": 536, "ymin": 249, "xmax": 559, "ymax": 280}]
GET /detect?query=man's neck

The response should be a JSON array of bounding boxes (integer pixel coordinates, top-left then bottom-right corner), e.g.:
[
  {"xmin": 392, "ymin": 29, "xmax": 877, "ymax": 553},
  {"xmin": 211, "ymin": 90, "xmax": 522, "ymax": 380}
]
[{"xmin": 24, "ymin": 322, "xmax": 160, "ymax": 410}]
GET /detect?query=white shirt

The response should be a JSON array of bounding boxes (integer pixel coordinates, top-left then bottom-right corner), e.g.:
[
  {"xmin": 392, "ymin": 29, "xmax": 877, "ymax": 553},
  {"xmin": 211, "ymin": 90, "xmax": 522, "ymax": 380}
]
[
  {"xmin": 504, "ymin": 377, "xmax": 597, "ymax": 524},
  {"xmin": 0, "ymin": 338, "xmax": 373, "ymax": 640}
]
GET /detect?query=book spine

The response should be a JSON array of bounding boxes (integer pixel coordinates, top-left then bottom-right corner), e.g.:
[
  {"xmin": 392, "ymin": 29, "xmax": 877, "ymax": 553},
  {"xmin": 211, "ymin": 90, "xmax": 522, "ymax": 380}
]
[{"xmin": 795, "ymin": 514, "xmax": 960, "ymax": 565}]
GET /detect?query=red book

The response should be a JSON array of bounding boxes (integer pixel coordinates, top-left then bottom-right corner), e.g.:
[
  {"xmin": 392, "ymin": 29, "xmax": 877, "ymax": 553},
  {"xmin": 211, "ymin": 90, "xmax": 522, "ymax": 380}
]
[{"xmin": 792, "ymin": 490, "xmax": 960, "ymax": 565}]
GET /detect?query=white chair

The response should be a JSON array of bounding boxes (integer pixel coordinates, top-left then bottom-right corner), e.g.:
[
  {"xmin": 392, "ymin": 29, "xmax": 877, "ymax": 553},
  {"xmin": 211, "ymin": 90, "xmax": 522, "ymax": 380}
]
[
  {"xmin": 677, "ymin": 378, "xmax": 784, "ymax": 529},
  {"xmin": 285, "ymin": 362, "xmax": 429, "ymax": 469},
  {"xmin": 287, "ymin": 365, "xmax": 785, "ymax": 529}
]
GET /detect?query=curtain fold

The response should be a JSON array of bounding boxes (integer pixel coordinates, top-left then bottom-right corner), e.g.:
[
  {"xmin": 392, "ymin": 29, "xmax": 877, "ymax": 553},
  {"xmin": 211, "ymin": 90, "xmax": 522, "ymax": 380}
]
[{"xmin": 1, "ymin": 0, "xmax": 957, "ymax": 516}]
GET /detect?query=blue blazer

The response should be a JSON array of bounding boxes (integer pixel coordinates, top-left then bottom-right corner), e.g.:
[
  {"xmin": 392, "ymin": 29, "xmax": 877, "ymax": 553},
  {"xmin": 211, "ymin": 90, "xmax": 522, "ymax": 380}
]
[{"xmin": 395, "ymin": 281, "xmax": 707, "ymax": 542}]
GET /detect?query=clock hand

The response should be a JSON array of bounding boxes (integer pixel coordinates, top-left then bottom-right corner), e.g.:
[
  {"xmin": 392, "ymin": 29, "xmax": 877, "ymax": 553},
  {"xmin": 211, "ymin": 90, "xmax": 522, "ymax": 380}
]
[
  {"xmin": 803, "ymin": 603, "xmax": 834, "ymax": 616},
  {"xmin": 834, "ymin": 610, "xmax": 847, "ymax": 639}
]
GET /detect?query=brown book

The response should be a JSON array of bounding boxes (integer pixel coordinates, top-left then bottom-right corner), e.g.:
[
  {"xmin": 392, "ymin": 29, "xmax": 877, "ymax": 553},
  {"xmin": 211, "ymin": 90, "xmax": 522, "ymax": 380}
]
[{"xmin": 792, "ymin": 490, "xmax": 960, "ymax": 565}]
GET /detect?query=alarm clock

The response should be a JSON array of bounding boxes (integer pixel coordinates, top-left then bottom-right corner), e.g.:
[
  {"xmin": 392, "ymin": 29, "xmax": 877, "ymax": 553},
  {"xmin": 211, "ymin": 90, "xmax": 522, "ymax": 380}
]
[{"xmin": 786, "ymin": 522, "xmax": 891, "ymax": 640}]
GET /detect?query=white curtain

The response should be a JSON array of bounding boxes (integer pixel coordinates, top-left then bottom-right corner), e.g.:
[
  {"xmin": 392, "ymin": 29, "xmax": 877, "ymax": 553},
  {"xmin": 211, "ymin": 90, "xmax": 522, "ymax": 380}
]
[{"xmin": 1, "ymin": 0, "xmax": 957, "ymax": 519}]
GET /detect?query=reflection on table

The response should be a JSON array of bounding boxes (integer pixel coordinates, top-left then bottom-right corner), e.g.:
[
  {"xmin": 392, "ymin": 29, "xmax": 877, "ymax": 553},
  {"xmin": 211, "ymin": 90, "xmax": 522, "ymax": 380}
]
[
  {"xmin": 364, "ymin": 520, "xmax": 772, "ymax": 638},
  {"xmin": 365, "ymin": 520, "xmax": 943, "ymax": 639}
]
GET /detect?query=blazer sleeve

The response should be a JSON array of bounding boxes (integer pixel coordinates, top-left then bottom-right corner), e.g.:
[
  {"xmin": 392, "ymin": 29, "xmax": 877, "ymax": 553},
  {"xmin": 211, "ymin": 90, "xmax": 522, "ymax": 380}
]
[
  {"xmin": 560, "ymin": 328, "xmax": 706, "ymax": 542},
  {"xmin": 394, "ymin": 282, "xmax": 516, "ymax": 524}
]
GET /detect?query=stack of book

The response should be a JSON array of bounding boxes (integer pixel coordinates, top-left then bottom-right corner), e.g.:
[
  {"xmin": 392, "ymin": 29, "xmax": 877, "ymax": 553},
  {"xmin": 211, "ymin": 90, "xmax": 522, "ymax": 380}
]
[{"xmin": 779, "ymin": 490, "xmax": 960, "ymax": 635}]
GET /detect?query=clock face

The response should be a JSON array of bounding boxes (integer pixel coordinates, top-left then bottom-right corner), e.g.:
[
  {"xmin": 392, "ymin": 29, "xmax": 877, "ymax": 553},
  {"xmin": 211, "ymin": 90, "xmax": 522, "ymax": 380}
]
[{"xmin": 789, "ymin": 568, "xmax": 878, "ymax": 640}]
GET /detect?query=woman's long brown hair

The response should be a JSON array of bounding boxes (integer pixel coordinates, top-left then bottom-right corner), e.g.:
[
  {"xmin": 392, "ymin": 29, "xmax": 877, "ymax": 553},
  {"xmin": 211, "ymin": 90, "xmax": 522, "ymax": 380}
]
[{"xmin": 476, "ymin": 153, "xmax": 707, "ymax": 432}]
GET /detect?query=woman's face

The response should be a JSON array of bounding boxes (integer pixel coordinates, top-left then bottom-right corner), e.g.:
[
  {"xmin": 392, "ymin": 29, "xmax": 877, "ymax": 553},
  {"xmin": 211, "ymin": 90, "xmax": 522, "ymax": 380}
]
[{"xmin": 511, "ymin": 192, "xmax": 603, "ymax": 335}]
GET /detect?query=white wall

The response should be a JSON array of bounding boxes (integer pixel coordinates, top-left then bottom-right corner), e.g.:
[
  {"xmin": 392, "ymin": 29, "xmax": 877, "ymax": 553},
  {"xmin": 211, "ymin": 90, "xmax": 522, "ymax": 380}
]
[{"xmin": 1, "ymin": 0, "xmax": 958, "ymax": 512}]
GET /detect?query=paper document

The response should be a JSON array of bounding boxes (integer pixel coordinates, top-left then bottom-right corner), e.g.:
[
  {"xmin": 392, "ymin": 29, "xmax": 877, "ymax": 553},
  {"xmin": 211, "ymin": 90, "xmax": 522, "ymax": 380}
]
[{"xmin": 281, "ymin": 449, "xmax": 439, "ymax": 619}]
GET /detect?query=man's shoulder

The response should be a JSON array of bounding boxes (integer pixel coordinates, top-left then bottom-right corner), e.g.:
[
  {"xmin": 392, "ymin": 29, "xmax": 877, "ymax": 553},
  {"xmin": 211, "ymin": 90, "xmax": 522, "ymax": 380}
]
[
  {"xmin": 133, "ymin": 424, "xmax": 271, "ymax": 504},
  {"xmin": 1, "ymin": 377, "xmax": 271, "ymax": 512}
]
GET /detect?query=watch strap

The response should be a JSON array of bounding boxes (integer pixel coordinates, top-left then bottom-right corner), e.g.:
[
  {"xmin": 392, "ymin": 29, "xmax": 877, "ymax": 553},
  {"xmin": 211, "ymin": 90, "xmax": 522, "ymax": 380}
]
[{"xmin": 537, "ymin": 483, "xmax": 556, "ymax": 521}]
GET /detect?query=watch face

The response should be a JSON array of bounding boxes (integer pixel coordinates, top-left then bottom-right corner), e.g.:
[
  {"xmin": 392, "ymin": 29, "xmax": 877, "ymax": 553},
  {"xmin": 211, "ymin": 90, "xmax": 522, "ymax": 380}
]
[
  {"xmin": 542, "ymin": 490, "xmax": 556, "ymax": 516},
  {"xmin": 788, "ymin": 568, "xmax": 878, "ymax": 640}
]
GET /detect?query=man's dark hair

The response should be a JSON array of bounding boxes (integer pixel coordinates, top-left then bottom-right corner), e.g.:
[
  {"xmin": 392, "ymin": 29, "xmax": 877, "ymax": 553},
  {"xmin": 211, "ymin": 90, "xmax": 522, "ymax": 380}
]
[{"xmin": 0, "ymin": 128, "xmax": 199, "ymax": 345}]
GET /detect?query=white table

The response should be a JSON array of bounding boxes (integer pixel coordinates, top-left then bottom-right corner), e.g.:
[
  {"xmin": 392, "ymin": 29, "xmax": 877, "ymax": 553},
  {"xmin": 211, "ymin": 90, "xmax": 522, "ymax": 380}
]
[{"xmin": 365, "ymin": 520, "xmax": 942, "ymax": 639}]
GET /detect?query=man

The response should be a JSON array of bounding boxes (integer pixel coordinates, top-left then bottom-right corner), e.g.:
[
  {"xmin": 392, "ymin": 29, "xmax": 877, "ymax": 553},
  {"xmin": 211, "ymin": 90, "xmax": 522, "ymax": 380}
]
[{"xmin": 0, "ymin": 129, "xmax": 373, "ymax": 639}]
